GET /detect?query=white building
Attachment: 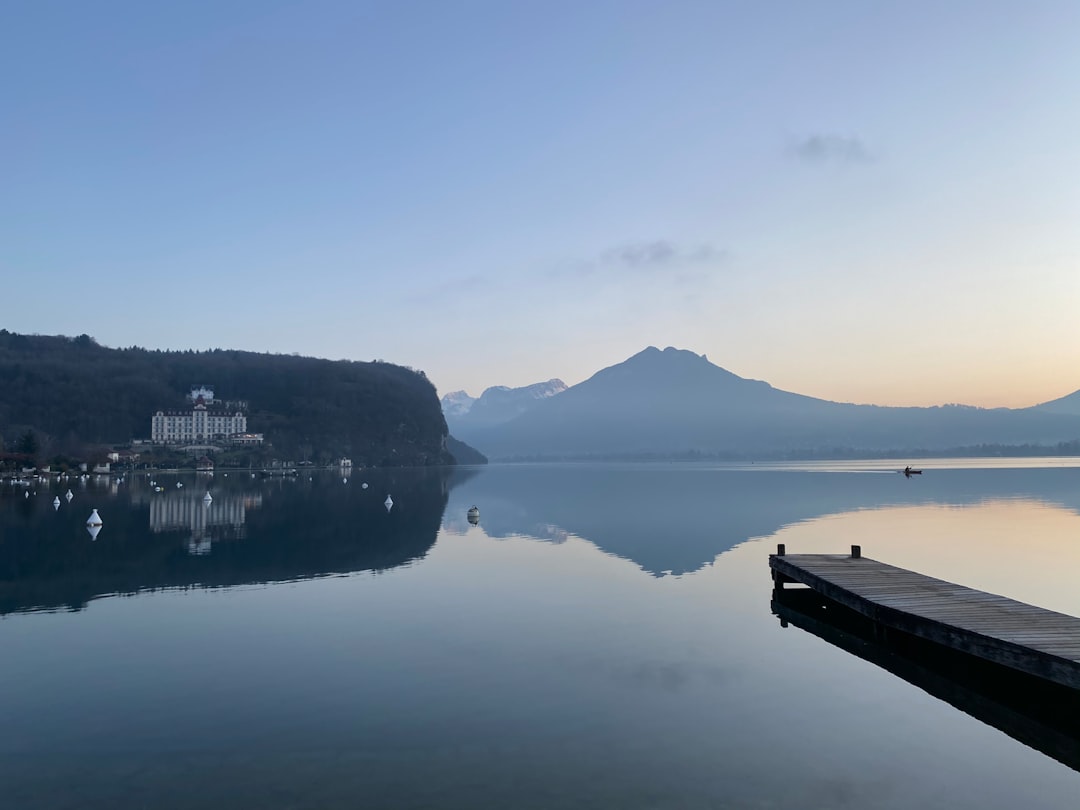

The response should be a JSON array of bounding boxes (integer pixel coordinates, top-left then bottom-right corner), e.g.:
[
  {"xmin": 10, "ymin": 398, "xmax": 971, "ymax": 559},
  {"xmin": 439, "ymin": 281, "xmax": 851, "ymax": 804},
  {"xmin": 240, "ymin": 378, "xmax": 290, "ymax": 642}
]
[
  {"xmin": 188, "ymin": 386, "xmax": 215, "ymax": 405},
  {"xmin": 150, "ymin": 387, "xmax": 250, "ymax": 445}
]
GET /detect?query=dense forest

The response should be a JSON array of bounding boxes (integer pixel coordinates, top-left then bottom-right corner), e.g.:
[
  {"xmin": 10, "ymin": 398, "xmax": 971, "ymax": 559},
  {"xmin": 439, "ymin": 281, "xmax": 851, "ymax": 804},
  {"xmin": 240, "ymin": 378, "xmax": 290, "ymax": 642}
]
[{"xmin": 0, "ymin": 331, "xmax": 455, "ymax": 467}]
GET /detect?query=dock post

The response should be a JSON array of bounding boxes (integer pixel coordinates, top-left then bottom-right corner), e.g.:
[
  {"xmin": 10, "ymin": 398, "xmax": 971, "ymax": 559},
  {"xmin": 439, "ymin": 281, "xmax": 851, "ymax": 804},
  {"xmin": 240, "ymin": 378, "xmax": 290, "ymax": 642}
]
[
  {"xmin": 851, "ymin": 545, "xmax": 861, "ymax": 559},
  {"xmin": 772, "ymin": 544, "xmax": 787, "ymax": 590}
]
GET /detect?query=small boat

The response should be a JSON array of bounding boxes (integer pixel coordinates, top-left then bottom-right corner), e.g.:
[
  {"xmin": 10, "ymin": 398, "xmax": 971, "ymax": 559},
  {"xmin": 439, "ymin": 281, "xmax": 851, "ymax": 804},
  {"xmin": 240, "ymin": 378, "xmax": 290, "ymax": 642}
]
[
  {"xmin": 467, "ymin": 505, "xmax": 480, "ymax": 525},
  {"xmin": 902, "ymin": 467, "xmax": 923, "ymax": 477}
]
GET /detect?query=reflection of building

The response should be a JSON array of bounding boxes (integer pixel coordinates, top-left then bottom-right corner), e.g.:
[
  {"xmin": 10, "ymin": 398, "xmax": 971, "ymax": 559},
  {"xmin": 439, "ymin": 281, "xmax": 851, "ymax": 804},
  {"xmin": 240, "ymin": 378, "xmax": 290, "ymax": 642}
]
[
  {"xmin": 150, "ymin": 386, "xmax": 261, "ymax": 446},
  {"xmin": 149, "ymin": 491, "xmax": 263, "ymax": 555}
]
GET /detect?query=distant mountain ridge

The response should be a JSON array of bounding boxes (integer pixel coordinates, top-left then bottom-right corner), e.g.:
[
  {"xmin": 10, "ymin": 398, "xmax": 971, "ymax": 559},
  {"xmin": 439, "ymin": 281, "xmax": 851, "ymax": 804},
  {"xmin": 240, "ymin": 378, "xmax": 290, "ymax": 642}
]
[
  {"xmin": 1034, "ymin": 389, "xmax": 1080, "ymax": 417},
  {"xmin": 451, "ymin": 346, "xmax": 1080, "ymax": 460},
  {"xmin": 442, "ymin": 378, "xmax": 567, "ymax": 430},
  {"xmin": 441, "ymin": 390, "xmax": 477, "ymax": 418}
]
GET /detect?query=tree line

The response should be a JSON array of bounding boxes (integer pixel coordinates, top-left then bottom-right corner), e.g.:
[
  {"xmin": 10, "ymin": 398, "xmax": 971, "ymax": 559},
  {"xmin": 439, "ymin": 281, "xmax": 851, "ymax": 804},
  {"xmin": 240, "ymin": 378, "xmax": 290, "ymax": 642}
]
[{"xmin": 0, "ymin": 331, "xmax": 454, "ymax": 467}]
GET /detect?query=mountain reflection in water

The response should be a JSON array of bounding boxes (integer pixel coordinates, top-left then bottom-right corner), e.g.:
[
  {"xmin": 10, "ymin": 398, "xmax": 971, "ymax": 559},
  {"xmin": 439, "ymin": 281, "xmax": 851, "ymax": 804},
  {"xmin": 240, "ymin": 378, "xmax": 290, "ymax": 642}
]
[
  {"xmin": 444, "ymin": 463, "xmax": 1080, "ymax": 575},
  {"xmin": 0, "ymin": 467, "xmax": 460, "ymax": 615}
]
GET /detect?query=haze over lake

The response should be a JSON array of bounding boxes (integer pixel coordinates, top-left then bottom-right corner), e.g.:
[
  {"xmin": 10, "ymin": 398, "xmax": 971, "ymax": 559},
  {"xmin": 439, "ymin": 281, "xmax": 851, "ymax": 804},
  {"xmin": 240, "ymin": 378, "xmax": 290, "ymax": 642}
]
[{"xmin": 3, "ymin": 460, "xmax": 1080, "ymax": 808}]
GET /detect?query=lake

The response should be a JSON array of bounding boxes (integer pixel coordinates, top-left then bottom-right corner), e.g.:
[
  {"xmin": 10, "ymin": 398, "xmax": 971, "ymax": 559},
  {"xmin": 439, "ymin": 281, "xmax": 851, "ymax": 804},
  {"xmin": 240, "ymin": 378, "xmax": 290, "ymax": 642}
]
[{"xmin": 2, "ymin": 460, "xmax": 1079, "ymax": 809}]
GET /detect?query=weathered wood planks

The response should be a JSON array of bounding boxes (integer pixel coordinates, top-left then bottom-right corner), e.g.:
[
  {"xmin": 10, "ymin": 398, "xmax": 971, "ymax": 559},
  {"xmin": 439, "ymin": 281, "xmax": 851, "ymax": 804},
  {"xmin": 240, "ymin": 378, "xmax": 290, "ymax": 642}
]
[{"xmin": 769, "ymin": 548, "xmax": 1080, "ymax": 689}]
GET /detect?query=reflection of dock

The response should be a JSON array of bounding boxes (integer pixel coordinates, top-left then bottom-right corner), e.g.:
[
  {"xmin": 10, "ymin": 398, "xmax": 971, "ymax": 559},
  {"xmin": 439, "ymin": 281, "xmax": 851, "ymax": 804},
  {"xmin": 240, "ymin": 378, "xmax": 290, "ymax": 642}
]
[
  {"xmin": 769, "ymin": 546, "xmax": 1080, "ymax": 689},
  {"xmin": 772, "ymin": 587, "xmax": 1080, "ymax": 773}
]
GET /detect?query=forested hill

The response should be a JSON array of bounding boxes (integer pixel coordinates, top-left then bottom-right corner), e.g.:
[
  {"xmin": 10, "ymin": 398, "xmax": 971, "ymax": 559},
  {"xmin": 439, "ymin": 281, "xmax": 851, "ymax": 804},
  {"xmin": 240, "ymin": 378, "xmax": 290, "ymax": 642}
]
[{"xmin": 0, "ymin": 331, "xmax": 452, "ymax": 466}]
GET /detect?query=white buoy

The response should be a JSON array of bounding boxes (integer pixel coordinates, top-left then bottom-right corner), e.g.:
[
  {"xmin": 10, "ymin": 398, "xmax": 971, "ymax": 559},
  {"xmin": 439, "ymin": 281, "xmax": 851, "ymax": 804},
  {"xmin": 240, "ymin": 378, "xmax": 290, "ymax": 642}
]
[
  {"xmin": 176, "ymin": 482, "xmax": 183, "ymax": 488},
  {"xmin": 203, "ymin": 491, "xmax": 213, "ymax": 505},
  {"xmin": 384, "ymin": 494, "xmax": 393, "ymax": 512},
  {"xmin": 65, "ymin": 489, "xmax": 73, "ymax": 501},
  {"xmin": 24, "ymin": 491, "xmax": 29, "ymax": 499},
  {"xmin": 87, "ymin": 509, "xmax": 103, "ymax": 527},
  {"xmin": 86, "ymin": 524, "xmax": 101, "ymax": 541},
  {"xmin": 343, "ymin": 477, "xmax": 348, "ymax": 484},
  {"xmin": 361, "ymin": 482, "xmax": 368, "ymax": 490},
  {"xmin": 53, "ymin": 496, "xmax": 60, "ymax": 508}
]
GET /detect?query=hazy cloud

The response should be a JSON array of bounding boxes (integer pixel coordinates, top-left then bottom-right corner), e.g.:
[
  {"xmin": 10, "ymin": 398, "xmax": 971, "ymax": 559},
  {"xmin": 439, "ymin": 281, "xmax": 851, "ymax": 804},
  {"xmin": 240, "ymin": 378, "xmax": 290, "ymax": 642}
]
[
  {"xmin": 603, "ymin": 240, "xmax": 723, "ymax": 270},
  {"xmin": 791, "ymin": 134, "xmax": 872, "ymax": 164},
  {"xmin": 544, "ymin": 240, "xmax": 728, "ymax": 295}
]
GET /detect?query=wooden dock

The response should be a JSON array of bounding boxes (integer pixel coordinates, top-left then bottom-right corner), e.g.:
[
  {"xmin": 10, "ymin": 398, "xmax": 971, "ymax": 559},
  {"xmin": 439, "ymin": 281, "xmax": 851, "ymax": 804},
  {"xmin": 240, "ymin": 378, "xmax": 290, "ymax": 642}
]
[{"xmin": 769, "ymin": 545, "xmax": 1080, "ymax": 690}]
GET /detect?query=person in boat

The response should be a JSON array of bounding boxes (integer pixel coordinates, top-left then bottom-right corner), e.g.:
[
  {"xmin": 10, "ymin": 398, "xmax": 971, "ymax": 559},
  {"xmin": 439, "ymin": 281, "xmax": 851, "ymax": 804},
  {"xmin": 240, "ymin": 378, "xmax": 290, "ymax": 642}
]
[{"xmin": 904, "ymin": 465, "xmax": 912, "ymax": 475}]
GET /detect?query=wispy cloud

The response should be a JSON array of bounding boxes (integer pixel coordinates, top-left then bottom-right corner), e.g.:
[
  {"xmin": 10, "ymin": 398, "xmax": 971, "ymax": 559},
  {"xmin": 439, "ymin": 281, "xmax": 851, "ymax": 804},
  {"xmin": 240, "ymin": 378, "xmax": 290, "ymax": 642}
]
[
  {"xmin": 601, "ymin": 240, "xmax": 723, "ymax": 271},
  {"xmin": 547, "ymin": 240, "xmax": 727, "ymax": 294},
  {"xmin": 791, "ymin": 134, "xmax": 873, "ymax": 165}
]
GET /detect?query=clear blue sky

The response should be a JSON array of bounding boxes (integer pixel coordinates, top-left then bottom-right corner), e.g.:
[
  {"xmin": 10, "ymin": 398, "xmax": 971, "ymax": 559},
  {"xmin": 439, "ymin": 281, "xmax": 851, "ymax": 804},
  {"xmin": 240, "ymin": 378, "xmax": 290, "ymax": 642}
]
[{"xmin": 4, "ymin": 1, "xmax": 1079, "ymax": 407}]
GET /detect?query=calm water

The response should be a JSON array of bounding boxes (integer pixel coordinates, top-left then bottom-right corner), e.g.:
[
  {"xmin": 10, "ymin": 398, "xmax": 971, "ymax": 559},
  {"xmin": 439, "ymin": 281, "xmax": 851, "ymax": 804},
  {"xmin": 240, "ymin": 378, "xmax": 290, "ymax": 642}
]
[{"xmin": 2, "ymin": 461, "xmax": 1080, "ymax": 808}]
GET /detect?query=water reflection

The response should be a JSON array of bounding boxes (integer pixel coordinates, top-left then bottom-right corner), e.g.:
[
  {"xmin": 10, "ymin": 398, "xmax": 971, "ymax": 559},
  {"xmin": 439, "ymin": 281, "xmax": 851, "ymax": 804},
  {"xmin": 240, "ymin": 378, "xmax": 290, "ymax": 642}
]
[
  {"xmin": 772, "ymin": 587, "xmax": 1080, "ymax": 773},
  {"xmin": 2, "ymin": 463, "xmax": 1079, "ymax": 808},
  {"xmin": 144, "ymin": 489, "xmax": 263, "ymax": 555},
  {"xmin": 444, "ymin": 463, "xmax": 1080, "ymax": 575},
  {"xmin": 0, "ymin": 468, "xmax": 457, "ymax": 615}
]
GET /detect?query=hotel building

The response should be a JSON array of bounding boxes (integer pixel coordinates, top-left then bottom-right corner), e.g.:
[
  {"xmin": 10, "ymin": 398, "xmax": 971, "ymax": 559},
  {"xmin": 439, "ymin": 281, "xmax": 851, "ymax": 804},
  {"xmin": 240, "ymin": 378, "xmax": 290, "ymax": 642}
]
[{"xmin": 150, "ymin": 387, "xmax": 254, "ymax": 445}]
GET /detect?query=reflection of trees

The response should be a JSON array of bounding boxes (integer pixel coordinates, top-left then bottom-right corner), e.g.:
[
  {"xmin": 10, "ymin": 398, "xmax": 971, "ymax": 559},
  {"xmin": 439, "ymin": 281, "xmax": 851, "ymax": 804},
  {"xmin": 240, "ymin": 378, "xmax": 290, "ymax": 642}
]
[{"xmin": 0, "ymin": 469, "xmax": 453, "ymax": 614}]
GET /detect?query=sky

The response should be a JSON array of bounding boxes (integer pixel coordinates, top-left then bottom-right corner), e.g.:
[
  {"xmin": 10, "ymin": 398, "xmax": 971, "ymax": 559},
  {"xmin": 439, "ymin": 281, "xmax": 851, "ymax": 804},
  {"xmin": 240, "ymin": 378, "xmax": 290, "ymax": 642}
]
[{"xmin": 3, "ymin": 0, "xmax": 1079, "ymax": 408}]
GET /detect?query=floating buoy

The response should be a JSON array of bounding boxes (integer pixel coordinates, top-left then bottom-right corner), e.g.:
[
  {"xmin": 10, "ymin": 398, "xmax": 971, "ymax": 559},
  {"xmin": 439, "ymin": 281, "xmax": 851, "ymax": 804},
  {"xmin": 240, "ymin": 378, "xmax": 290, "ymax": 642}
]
[
  {"xmin": 53, "ymin": 496, "xmax": 60, "ymax": 508},
  {"xmin": 87, "ymin": 509, "xmax": 103, "ymax": 527},
  {"xmin": 467, "ymin": 505, "xmax": 480, "ymax": 524},
  {"xmin": 24, "ymin": 491, "xmax": 29, "ymax": 499},
  {"xmin": 361, "ymin": 482, "xmax": 368, "ymax": 490},
  {"xmin": 384, "ymin": 494, "xmax": 393, "ymax": 512},
  {"xmin": 65, "ymin": 490, "xmax": 73, "ymax": 501},
  {"xmin": 176, "ymin": 482, "xmax": 183, "ymax": 488},
  {"xmin": 86, "ymin": 524, "xmax": 101, "ymax": 541},
  {"xmin": 343, "ymin": 477, "xmax": 348, "ymax": 484},
  {"xmin": 203, "ymin": 491, "xmax": 213, "ymax": 504}
]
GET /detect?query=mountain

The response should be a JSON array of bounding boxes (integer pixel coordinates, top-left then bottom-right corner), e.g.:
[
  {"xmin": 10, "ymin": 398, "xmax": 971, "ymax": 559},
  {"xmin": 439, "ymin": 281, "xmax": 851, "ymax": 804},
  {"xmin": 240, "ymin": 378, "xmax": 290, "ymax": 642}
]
[
  {"xmin": 445, "ymin": 435, "xmax": 488, "ymax": 465},
  {"xmin": 440, "ymin": 390, "xmax": 476, "ymax": 418},
  {"xmin": 442, "ymin": 378, "xmax": 567, "ymax": 431},
  {"xmin": 453, "ymin": 346, "xmax": 1080, "ymax": 460},
  {"xmin": 0, "ymin": 331, "xmax": 452, "ymax": 466},
  {"xmin": 1034, "ymin": 389, "xmax": 1080, "ymax": 417}
]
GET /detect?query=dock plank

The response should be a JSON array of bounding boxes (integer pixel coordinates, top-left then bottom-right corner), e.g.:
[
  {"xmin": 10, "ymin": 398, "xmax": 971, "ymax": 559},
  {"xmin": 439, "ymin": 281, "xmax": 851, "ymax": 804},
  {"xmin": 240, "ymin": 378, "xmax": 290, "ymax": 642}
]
[{"xmin": 769, "ymin": 552, "xmax": 1080, "ymax": 689}]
